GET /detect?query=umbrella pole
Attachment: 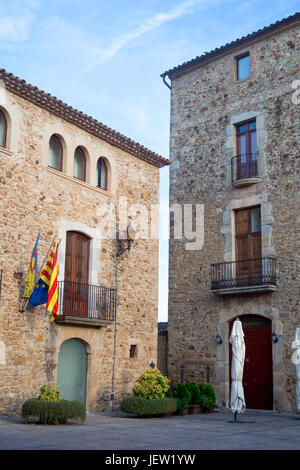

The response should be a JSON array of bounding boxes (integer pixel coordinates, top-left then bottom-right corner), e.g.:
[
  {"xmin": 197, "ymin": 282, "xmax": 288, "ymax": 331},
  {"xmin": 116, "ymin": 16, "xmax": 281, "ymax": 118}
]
[{"xmin": 234, "ymin": 411, "xmax": 237, "ymax": 422}]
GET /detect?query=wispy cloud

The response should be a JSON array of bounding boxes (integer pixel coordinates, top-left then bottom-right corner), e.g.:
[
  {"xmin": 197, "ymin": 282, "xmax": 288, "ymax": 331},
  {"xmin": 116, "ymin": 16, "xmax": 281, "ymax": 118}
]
[
  {"xmin": 85, "ymin": 0, "xmax": 203, "ymax": 71},
  {"xmin": 0, "ymin": 13, "xmax": 34, "ymax": 42},
  {"xmin": 0, "ymin": 0, "xmax": 39, "ymax": 43}
]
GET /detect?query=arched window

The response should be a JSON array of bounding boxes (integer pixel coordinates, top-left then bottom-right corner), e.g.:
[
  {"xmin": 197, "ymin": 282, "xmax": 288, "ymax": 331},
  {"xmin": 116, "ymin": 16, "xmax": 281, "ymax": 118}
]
[
  {"xmin": 74, "ymin": 147, "xmax": 86, "ymax": 181},
  {"xmin": 48, "ymin": 135, "xmax": 63, "ymax": 171},
  {"xmin": 97, "ymin": 158, "xmax": 107, "ymax": 190},
  {"xmin": 0, "ymin": 110, "xmax": 7, "ymax": 148}
]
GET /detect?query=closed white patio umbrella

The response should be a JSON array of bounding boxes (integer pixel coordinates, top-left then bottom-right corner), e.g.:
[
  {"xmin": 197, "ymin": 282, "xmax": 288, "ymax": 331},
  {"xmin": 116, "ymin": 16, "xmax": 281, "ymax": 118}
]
[
  {"xmin": 229, "ymin": 317, "xmax": 246, "ymax": 421},
  {"xmin": 292, "ymin": 326, "xmax": 300, "ymax": 413}
]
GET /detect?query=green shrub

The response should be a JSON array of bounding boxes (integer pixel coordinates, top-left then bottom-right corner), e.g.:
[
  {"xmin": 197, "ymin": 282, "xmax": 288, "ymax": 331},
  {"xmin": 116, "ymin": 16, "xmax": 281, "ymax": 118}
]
[
  {"xmin": 173, "ymin": 383, "xmax": 191, "ymax": 412},
  {"xmin": 199, "ymin": 383, "xmax": 216, "ymax": 411},
  {"xmin": 22, "ymin": 398, "xmax": 86, "ymax": 424},
  {"xmin": 133, "ymin": 368, "xmax": 170, "ymax": 399},
  {"xmin": 120, "ymin": 396, "xmax": 177, "ymax": 417},
  {"xmin": 165, "ymin": 386, "xmax": 173, "ymax": 398},
  {"xmin": 187, "ymin": 381, "xmax": 202, "ymax": 405},
  {"xmin": 38, "ymin": 385, "xmax": 61, "ymax": 402},
  {"xmin": 173, "ymin": 383, "xmax": 191, "ymax": 402}
]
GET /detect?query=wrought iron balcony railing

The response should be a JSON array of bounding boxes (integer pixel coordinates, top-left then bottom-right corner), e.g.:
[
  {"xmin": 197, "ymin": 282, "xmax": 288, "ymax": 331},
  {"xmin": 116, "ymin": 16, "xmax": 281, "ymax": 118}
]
[
  {"xmin": 57, "ymin": 280, "xmax": 116, "ymax": 321},
  {"xmin": 211, "ymin": 257, "xmax": 277, "ymax": 292},
  {"xmin": 231, "ymin": 153, "xmax": 258, "ymax": 183}
]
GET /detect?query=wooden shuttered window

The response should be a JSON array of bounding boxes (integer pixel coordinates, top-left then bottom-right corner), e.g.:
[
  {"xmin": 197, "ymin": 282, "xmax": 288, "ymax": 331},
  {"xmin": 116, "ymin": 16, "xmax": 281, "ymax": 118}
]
[
  {"xmin": 235, "ymin": 207, "xmax": 262, "ymax": 278},
  {"xmin": 236, "ymin": 119, "xmax": 258, "ymax": 179},
  {"xmin": 63, "ymin": 232, "xmax": 90, "ymax": 317},
  {"xmin": 64, "ymin": 232, "xmax": 90, "ymax": 284}
]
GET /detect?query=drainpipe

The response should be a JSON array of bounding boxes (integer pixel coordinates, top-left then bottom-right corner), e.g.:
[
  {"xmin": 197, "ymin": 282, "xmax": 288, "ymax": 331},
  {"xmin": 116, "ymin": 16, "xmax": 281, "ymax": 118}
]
[
  {"xmin": 110, "ymin": 256, "xmax": 119, "ymax": 410},
  {"xmin": 161, "ymin": 73, "xmax": 171, "ymax": 90}
]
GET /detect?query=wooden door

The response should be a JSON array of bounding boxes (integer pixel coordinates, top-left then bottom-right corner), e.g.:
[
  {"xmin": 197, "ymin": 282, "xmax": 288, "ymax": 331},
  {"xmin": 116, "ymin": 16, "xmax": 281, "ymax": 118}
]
[
  {"xmin": 64, "ymin": 232, "xmax": 90, "ymax": 316},
  {"xmin": 236, "ymin": 120, "xmax": 257, "ymax": 179},
  {"xmin": 235, "ymin": 207, "xmax": 262, "ymax": 283},
  {"xmin": 229, "ymin": 315, "xmax": 273, "ymax": 410}
]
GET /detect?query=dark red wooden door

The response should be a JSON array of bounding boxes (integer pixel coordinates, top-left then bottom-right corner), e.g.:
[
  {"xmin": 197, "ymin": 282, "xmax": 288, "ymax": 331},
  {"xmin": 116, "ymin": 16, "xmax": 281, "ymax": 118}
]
[
  {"xmin": 229, "ymin": 315, "xmax": 273, "ymax": 410},
  {"xmin": 64, "ymin": 232, "xmax": 90, "ymax": 316}
]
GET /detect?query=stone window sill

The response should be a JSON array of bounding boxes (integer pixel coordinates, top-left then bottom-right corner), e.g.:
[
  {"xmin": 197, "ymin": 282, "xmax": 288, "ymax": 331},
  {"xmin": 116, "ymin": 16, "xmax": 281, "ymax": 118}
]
[
  {"xmin": 46, "ymin": 166, "xmax": 112, "ymax": 197},
  {"xmin": 0, "ymin": 145, "xmax": 13, "ymax": 156},
  {"xmin": 232, "ymin": 177, "xmax": 260, "ymax": 188}
]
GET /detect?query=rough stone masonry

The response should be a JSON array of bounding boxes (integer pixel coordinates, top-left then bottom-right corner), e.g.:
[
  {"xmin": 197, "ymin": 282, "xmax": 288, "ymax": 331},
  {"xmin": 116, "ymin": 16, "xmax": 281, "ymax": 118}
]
[
  {"xmin": 166, "ymin": 14, "xmax": 300, "ymax": 412},
  {"xmin": 0, "ymin": 69, "xmax": 169, "ymax": 415}
]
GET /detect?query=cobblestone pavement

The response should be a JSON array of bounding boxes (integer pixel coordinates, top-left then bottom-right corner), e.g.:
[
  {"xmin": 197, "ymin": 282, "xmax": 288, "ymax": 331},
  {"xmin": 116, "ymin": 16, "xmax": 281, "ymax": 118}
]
[{"xmin": 0, "ymin": 409, "xmax": 299, "ymax": 450}]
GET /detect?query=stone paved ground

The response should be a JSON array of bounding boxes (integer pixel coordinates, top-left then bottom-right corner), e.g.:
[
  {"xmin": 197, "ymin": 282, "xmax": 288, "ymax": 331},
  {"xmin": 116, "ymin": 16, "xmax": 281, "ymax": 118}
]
[{"xmin": 0, "ymin": 409, "xmax": 299, "ymax": 450}]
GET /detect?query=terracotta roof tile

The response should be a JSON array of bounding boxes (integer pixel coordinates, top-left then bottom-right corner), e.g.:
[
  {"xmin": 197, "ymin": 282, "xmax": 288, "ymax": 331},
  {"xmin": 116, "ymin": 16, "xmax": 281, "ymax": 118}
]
[
  {"xmin": 161, "ymin": 12, "xmax": 300, "ymax": 79},
  {"xmin": 0, "ymin": 68, "xmax": 170, "ymax": 168}
]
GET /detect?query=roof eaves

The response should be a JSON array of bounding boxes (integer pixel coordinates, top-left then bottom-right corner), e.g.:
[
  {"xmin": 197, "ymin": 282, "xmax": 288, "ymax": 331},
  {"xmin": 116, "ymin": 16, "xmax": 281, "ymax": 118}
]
[
  {"xmin": 0, "ymin": 69, "xmax": 171, "ymax": 168},
  {"xmin": 161, "ymin": 12, "xmax": 300, "ymax": 80}
]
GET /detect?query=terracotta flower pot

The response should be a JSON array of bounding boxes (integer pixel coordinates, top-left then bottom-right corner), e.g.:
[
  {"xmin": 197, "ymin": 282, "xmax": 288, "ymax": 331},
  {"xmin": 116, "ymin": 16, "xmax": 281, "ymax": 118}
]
[{"xmin": 187, "ymin": 404, "xmax": 201, "ymax": 414}]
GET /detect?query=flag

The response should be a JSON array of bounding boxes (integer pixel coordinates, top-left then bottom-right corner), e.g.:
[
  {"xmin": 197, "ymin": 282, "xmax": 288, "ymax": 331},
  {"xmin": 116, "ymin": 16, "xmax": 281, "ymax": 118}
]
[
  {"xmin": 46, "ymin": 241, "xmax": 59, "ymax": 322},
  {"xmin": 29, "ymin": 240, "xmax": 59, "ymax": 321},
  {"xmin": 24, "ymin": 233, "xmax": 40, "ymax": 298}
]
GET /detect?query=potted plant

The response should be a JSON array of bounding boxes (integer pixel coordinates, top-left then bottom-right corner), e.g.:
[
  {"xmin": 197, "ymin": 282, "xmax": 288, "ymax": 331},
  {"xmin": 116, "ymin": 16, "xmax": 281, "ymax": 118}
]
[
  {"xmin": 199, "ymin": 383, "xmax": 216, "ymax": 413},
  {"xmin": 173, "ymin": 383, "xmax": 191, "ymax": 415},
  {"xmin": 187, "ymin": 381, "xmax": 202, "ymax": 414}
]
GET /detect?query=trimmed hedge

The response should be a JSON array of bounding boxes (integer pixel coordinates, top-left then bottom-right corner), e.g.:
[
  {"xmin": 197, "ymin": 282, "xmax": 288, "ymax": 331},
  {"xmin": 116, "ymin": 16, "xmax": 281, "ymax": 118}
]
[
  {"xmin": 120, "ymin": 396, "xmax": 177, "ymax": 417},
  {"xmin": 22, "ymin": 398, "xmax": 86, "ymax": 424}
]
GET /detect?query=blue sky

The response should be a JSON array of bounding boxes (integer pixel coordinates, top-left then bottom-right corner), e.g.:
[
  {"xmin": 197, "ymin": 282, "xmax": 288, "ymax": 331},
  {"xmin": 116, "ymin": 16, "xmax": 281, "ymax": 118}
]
[{"xmin": 0, "ymin": 0, "xmax": 298, "ymax": 321}]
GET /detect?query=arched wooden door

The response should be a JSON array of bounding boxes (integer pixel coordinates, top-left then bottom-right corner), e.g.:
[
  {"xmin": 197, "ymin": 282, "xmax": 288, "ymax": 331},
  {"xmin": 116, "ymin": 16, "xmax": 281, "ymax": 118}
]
[
  {"xmin": 229, "ymin": 315, "xmax": 273, "ymax": 410},
  {"xmin": 57, "ymin": 338, "xmax": 87, "ymax": 403}
]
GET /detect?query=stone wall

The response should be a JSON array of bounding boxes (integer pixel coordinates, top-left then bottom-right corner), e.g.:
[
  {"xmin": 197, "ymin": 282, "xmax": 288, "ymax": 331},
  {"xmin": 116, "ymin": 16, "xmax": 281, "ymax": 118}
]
[
  {"xmin": 168, "ymin": 23, "xmax": 300, "ymax": 411},
  {"xmin": 0, "ymin": 84, "xmax": 160, "ymax": 415}
]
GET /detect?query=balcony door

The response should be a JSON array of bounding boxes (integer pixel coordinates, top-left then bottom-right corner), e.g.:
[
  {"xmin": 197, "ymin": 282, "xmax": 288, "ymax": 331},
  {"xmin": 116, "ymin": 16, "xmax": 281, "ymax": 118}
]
[
  {"xmin": 236, "ymin": 120, "xmax": 257, "ymax": 180},
  {"xmin": 235, "ymin": 207, "xmax": 262, "ymax": 283},
  {"xmin": 64, "ymin": 231, "xmax": 90, "ymax": 316}
]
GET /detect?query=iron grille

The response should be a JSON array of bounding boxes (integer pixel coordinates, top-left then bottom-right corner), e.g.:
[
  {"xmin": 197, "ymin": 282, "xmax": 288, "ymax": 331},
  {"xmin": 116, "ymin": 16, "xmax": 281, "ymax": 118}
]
[
  {"xmin": 57, "ymin": 280, "xmax": 116, "ymax": 321},
  {"xmin": 211, "ymin": 257, "xmax": 277, "ymax": 290},
  {"xmin": 231, "ymin": 153, "xmax": 258, "ymax": 183}
]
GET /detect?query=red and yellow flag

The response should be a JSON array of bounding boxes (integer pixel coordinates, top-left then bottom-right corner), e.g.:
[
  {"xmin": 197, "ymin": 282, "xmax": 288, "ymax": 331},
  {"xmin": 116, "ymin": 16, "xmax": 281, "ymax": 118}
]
[{"xmin": 45, "ymin": 240, "xmax": 59, "ymax": 321}]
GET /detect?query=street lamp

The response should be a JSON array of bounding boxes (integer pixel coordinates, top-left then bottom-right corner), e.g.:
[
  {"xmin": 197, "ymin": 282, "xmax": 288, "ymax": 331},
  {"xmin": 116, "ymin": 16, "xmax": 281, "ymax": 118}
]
[
  {"xmin": 116, "ymin": 224, "xmax": 136, "ymax": 257},
  {"xmin": 110, "ymin": 224, "xmax": 136, "ymax": 410}
]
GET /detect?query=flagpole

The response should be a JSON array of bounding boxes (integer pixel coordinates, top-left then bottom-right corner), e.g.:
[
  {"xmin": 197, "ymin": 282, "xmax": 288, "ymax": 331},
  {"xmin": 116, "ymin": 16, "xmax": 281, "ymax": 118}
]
[{"xmin": 20, "ymin": 236, "xmax": 57, "ymax": 312}]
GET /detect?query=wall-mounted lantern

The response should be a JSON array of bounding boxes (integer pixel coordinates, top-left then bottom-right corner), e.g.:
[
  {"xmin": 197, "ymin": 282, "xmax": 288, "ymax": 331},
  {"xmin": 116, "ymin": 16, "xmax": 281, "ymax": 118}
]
[
  {"xmin": 116, "ymin": 224, "xmax": 136, "ymax": 257},
  {"xmin": 272, "ymin": 333, "xmax": 279, "ymax": 343},
  {"xmin": 216, "ymin": 334, "xmax": 223, "ymax": 345}
]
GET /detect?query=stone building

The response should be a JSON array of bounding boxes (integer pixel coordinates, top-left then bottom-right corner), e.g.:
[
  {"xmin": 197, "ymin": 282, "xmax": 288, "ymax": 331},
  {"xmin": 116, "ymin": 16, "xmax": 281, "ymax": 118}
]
[
  {"xmin": 162, "ymin": 13, "xmax": 300, "ymax": 411},
  {"xmin": 0, "ymin": 68, "xmax": 169, "ymax": 415}
]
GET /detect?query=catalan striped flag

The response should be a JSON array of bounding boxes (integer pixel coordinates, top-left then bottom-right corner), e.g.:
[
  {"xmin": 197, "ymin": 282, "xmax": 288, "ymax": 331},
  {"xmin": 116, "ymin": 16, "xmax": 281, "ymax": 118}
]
[
  {"xmin": 29, "ymin": 240, "xmax": 59, "ymax": 321},
  {"xmin": 46, "ymin": 241, "xmax": 59, "ymax": 322},
  {"xmin": 24, "ymin": 233, "xmax": 40, "ymax": 298}
]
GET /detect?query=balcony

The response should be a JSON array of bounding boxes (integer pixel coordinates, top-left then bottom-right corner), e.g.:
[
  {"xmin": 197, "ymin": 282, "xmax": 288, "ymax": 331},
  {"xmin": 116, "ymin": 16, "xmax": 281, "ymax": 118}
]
[
  {"xmin": 231, "ymin": 153, "xmax": 260, "ymax": 188},
  {"xmin": 211, "ymin": 257, "xmax": 277, "ymax": 295},
  {"xmin": 55, "ymin": 280, "xmax": 116, "ymax": 328}
]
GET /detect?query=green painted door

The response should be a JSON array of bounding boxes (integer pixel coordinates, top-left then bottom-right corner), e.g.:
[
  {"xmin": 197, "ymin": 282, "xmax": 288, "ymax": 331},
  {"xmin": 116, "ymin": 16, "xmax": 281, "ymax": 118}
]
[{"xmin": 57, "ymin": 339, "xmax": 87, "ymax": 404}]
